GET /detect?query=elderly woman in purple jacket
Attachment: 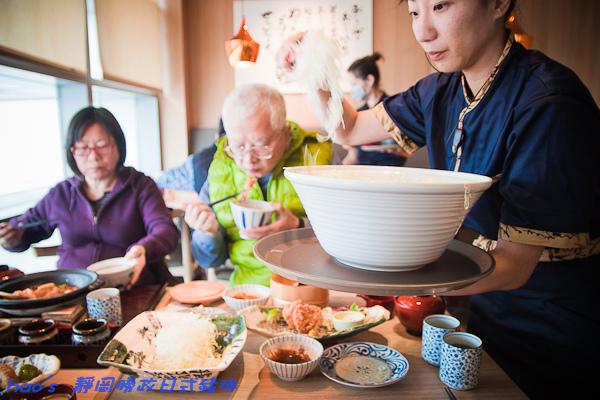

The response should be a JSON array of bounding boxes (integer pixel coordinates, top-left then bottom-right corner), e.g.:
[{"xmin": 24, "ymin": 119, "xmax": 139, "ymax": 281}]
[{"xmin": 0, "ymin": 107, "xmax": 179, "ymax": 289}]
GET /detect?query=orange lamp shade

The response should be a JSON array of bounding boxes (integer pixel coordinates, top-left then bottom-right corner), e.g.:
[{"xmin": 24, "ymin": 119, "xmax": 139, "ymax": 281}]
[
  {"xmin": 225, "ymin": 18, "xmax": 260, "ymax": 68},
  {"xmin": 507, "ymin": 12, "xmax": 533, "ymax": 49}
]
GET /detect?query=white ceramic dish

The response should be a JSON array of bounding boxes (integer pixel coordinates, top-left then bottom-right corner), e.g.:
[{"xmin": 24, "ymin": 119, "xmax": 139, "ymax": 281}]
[
  {"xmin": 97, "ymin": 310, "xmax": 246, "ymax": 390},
  {"xmin": 222, "ymin": 284, "xmax": 270, "ymax": 313},
  {"xmin": 331, "ymin": 311, "xmax": 365, "ymax": 332},
  {"xmin": 238, "ymin": 304, "xmax": 390, "ymax": 342},
  {"xmin": 230, "ymin": 200, "xmax": 275, "ymax": 239},
  {"xmin": 284, "ymin": 165, "xmax": 492, "ymax": 271},
  {"xmin": 0, "ymin": 353, "xmax": 61, "ymax": 396},
  {"xmin": 359, "ymin": 143, "xmax": 401, "ymax": 152},
  {"xmin": 260, "ymin": 334, "xmax": 323, "ymax": 381},
  {"xmin": 86, "ymin": 257, "xmax": 136, "ymax": 290},
  {"xmin": 319, "ymin": 342, "xmax": 409, "ymax": 387}
]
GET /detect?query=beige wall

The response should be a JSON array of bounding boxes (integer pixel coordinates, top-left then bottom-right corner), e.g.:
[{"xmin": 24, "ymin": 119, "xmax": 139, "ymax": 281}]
[
  {"xmin": 158, "ymin": 0, "xmax": 189, "ymax": 169},
  {"xmin": 177, "ymin": 0, "xmax": 600, "ymax": 161}
]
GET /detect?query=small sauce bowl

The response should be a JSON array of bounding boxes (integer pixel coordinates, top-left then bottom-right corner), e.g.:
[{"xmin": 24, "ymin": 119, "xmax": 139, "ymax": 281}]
[{"xmin": 332, "ymin": 310, "xmax": 365, "ymax": 332}]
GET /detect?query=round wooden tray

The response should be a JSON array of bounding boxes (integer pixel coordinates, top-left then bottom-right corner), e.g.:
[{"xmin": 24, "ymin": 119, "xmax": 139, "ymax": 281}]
[{"xmin": 254, "ymin": 228, "xmax": 494, "ymax": 295}]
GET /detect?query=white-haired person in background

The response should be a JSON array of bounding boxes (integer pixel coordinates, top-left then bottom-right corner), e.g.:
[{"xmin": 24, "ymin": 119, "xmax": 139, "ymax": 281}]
[{"xmin": 184, "ymin": 84, "xmax": 338, "ymax": 286}]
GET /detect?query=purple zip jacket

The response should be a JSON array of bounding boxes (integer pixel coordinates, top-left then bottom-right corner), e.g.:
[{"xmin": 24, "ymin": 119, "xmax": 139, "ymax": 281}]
[{"xmin": 7, "ymin": 167, "xmax": 179, "ymax": 273}]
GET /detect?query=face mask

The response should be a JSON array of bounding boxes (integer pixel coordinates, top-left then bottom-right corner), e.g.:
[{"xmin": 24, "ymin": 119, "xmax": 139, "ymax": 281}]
[{"xmin": 350, "ymin": 83, "xmax": 368, "ymax": 101}]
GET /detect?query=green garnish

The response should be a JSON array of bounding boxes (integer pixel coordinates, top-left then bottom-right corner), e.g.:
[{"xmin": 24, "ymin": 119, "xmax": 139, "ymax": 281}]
[
  {"xmin": 349, "ymin": 303, "xmax": 359, "ymax": 312},
  {"xmin": 18, "ymin": 364, "xmax": 40, "ymax": 382},
  {"xmin": 266, "ymin": 309, "xmax": 282, "ymax": 323}
]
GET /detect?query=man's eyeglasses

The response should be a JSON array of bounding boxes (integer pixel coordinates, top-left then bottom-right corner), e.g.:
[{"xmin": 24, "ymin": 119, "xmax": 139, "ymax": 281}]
[
  {"xmin": 70, "ymin": 143, "xmax": 115, "ymax": 157},
  {"xmin": 224, "ymin": 135, "xmax": 281, "ymax": 160}
]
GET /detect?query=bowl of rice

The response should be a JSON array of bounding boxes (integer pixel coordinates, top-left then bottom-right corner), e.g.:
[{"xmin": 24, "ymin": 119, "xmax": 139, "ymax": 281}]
[
  {"xmin": 284, "ymin": 165, "xmax": 492, "ymax": 271},
  {"xmin": 97, "ymin": 309, "xmax": 246, "ymax": 389}
]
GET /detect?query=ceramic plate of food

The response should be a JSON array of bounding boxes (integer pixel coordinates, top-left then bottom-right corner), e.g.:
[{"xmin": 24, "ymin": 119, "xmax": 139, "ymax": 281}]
[
  {"xmin": 97, "ymin": 310, "xmax": 246, "ymax": 390},
  {"xmin": 0, "ymin": 353, "xmax": 61, "ymax": 396},
  {"xmin": 169, "ymin": 281, "xmax": 227, "ymax": 304},
  {"xmin": 319, "ymin": 342, "xmax": 409, "ymax": 388},
  {"xmin": 238, "ymin": 301, "xmax": 390, "ymax": 343}
]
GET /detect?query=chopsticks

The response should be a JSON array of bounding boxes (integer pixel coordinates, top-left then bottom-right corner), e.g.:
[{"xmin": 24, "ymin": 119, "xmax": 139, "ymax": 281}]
[
  {"xmin": 13, "ymin": 218, "xmax": 59, "ymax": 230},
  {"xmin": 207, "ymin": 192, "xmax": 239, "ymax": 207},
  {"xmin": 445, "ymin": 387, "xmax": 458, "ymax": 400}
]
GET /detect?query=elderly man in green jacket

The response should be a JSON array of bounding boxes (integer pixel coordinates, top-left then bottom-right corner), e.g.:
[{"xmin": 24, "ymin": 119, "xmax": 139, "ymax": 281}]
[{"xmin": 184, "ymin": 84, "xmax": 336, "ymax": 286}]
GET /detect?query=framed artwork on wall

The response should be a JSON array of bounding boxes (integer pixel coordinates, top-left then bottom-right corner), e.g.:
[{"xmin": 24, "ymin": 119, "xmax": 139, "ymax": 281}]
[{"xmin": 233, "ymin": 0, "xmax": 373, "ymax": 93}]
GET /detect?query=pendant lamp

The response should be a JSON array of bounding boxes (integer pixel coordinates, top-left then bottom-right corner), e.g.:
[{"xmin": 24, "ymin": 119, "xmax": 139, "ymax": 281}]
[
  {"xmin": 225, "ymin": 1, "xmax": 259, "ymax": 68},
  {"xmin": 507, "ymin": 12, "xmax": 532, "ymax": 49}
]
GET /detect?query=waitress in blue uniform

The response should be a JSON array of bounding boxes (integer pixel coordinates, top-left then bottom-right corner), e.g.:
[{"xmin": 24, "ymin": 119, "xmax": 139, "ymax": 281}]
[{"xmin": 276, "ymin": 0, "xmax": 600, "ymax": 399}]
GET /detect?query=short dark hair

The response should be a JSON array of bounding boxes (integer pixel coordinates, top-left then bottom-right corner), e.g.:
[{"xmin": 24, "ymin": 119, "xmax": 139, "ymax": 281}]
[
  {"xmin": 348, "ymin": 53, "xmax": 384, "ymax": 86},
  {"xmin": 66, "ymin": 107, "xmax": 126, "ymax": 177}
]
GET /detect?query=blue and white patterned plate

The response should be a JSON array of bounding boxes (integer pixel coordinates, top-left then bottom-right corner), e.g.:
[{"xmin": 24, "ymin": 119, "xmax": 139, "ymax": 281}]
[{"xmin": 319, "ymin": 342, "xmax": 409, "ymax": 388}]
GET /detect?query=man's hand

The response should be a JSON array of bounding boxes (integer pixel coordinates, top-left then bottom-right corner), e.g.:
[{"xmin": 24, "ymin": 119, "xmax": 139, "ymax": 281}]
[
  {"xmin": 240, "ymin": 202, "xmax": 300, "ymax": 239},
  {"xmin": 184, "ymin": 202, "xmax": 220, "ymax": 236}
]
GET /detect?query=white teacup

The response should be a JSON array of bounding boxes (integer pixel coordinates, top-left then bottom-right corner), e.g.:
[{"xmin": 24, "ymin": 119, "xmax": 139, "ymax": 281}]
[{"xmin": 230, "ymin": 200, "xmax": 275, "ymax": 239}]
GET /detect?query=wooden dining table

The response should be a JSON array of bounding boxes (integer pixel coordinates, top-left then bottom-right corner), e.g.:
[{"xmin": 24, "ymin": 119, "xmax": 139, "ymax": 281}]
[{"xmin": 47, "ymin": 288, "xmax": 528, "ymax": 400}]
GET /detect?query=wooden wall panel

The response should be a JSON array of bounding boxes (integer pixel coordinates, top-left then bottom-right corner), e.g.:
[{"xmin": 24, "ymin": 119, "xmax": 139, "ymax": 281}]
[
  {"xmin": 516, "ymin": 0, "xmax": 600, "ymax": 106},
  {"xmin": 184, "ymin": 0, "xmax": 234, "ymax": 130}
]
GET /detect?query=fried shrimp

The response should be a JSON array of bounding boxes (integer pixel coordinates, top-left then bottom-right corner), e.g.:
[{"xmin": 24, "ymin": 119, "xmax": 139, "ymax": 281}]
[
  {"xmin": 239, "ymin": 177, "xmax": 258, "ymax": 201},
  {"xmin": 282, "ymin": 300, "xmax": 322, "ymax": 334}
]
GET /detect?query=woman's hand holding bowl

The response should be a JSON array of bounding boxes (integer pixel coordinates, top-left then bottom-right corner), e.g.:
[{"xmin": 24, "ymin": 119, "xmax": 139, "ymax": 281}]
[{"xmin": 125, "ymin": 245, "xmax": 146, "ymax": 290}]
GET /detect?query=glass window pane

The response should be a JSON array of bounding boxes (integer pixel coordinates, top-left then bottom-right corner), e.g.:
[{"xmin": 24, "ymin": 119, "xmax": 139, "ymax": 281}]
[
  {"xmin": 0, "ymin": 66, "xmax": 87, "ymax": 216},
  {"xmin": 92, "ymin": 85, "xmax": 162, "ymax": 177}
]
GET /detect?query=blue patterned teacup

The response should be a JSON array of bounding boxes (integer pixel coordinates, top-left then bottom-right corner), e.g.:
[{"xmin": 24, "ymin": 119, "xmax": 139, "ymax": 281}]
[
  {"xmin": 86, "ymin": 288, "xmax": 123, "ymax": 326},
  {"xmin": 421, "ymin": 314, "xmax": 460, "ymax": 366},
  {"xmin": 439, "ymin": 332, "xmax": 483, "ymax": 390}
]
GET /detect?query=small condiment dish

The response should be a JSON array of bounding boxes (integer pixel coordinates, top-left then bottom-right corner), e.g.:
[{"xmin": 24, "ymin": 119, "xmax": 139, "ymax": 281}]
[
  {"xmin": 260, "ymin": 334, "xmax": 323, "ymax": 381},
  {"xmin": 331, "ymin": 310, "xmax": 365, "ymax": 332},
  {"xmin": 222, "ymin": 284, "xmax": 270, "ymax": 313}
]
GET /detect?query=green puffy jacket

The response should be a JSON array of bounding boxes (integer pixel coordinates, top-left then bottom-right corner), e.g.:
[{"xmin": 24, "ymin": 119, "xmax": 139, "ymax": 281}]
[{"xmin": 208, "ymin": 121, "xmax": 333, "ymax": 286}]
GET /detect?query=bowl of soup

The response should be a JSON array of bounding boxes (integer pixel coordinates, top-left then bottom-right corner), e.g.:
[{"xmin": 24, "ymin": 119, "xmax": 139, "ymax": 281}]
[
  {"xmin": 284, "ymin": 165, "xmax": 492, "ymax": 271},
  {"xmin": 222, "ymin": 284, "xmax": 270, "ymax": 313},
  {"xmin": 260, "ymin": 334, "xmax": 323, "ymax": 381}
]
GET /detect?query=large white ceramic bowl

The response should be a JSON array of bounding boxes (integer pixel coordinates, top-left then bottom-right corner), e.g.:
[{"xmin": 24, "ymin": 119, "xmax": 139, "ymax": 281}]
[{"xmin": 284, "ymin": 165, "xmax": 492, "ymax": 271}]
